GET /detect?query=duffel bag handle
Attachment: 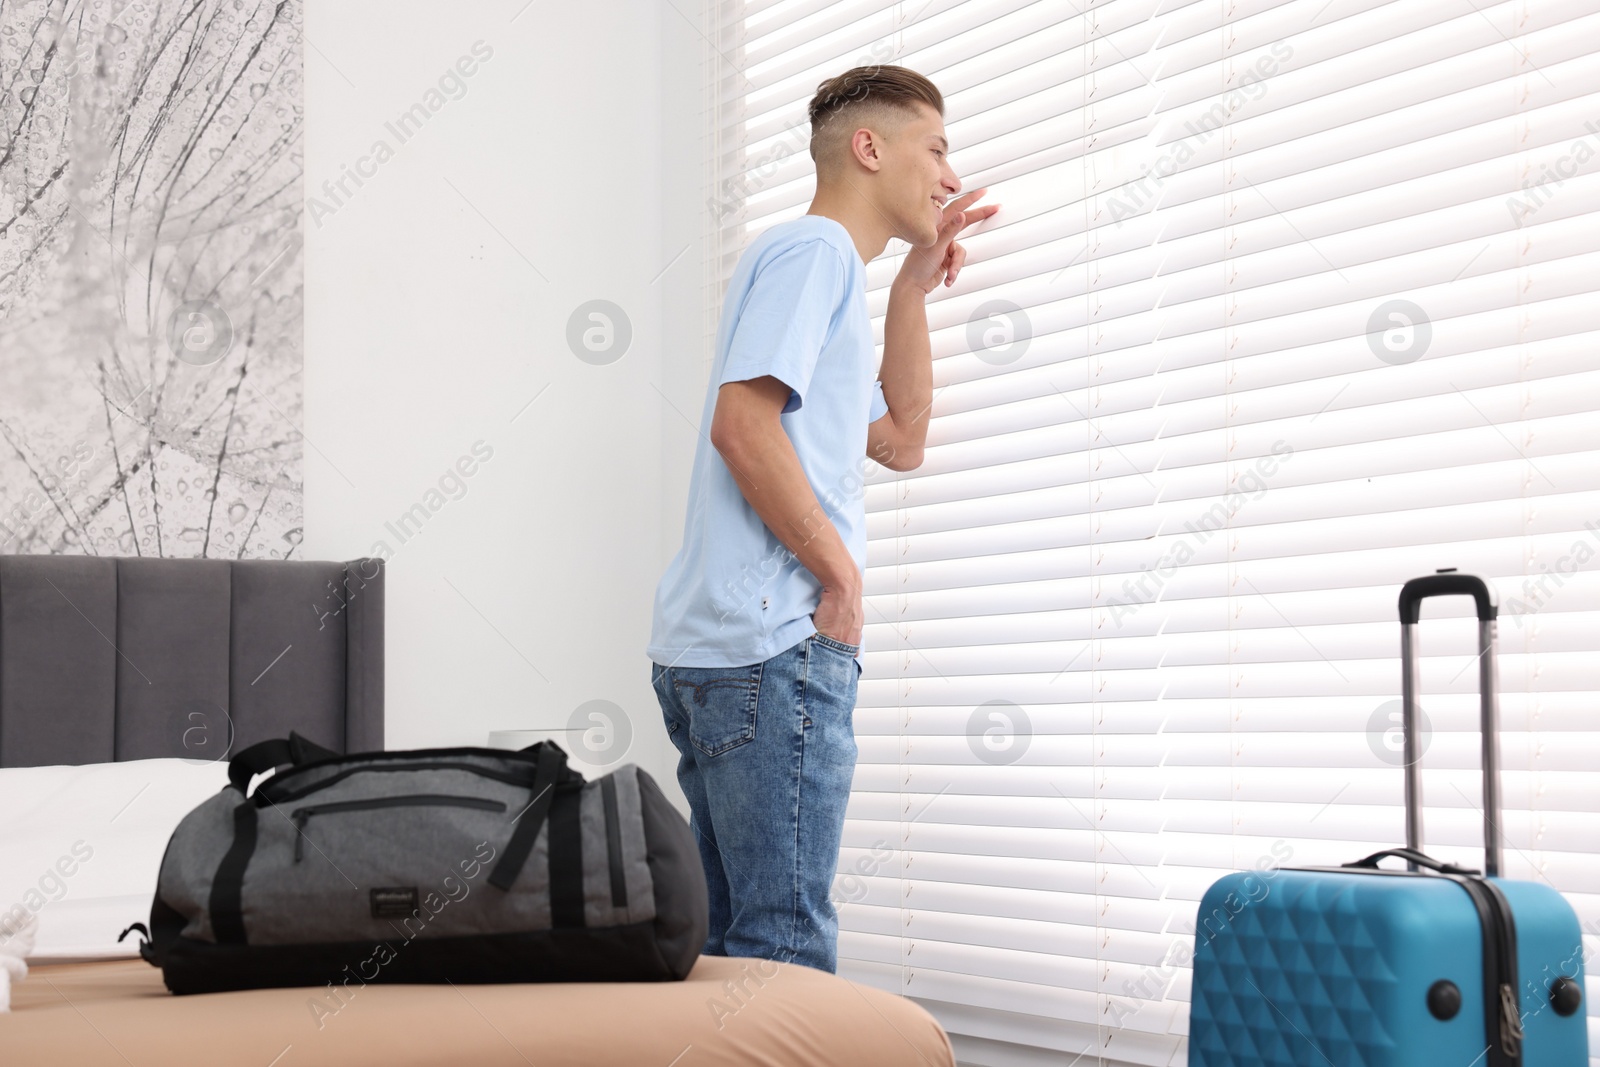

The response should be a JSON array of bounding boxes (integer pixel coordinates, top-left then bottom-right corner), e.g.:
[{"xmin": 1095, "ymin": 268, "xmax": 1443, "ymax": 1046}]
[
  {"xmin": 227, "ymin": 731, "xmax": 339, "ymax": 795},
  {"xmin": 1343, "ymin": 846, "xmax": 1480, "ymax": 876},
  {"xmin": 488, "ymin": 740, "xmax": 574, "ymax": 891}
]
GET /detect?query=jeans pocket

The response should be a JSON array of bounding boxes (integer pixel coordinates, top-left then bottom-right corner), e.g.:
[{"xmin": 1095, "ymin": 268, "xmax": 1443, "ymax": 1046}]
[
  {"xmin": 806, "ymin": 633, "xmax": 861, "ymax": 709},
  {"xmin": 652, "ymin": 665, "xmax": 687, "ymax": 746},
  {"xmin": 810, "ymin": 631, "xmax": 860, "ymax": 657},
  {"xmin": 669, "ymin": 664, "xmax": 762, "ymax": 757}
]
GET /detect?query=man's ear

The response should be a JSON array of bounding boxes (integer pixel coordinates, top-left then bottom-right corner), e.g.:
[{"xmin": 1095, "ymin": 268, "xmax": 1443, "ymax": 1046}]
[{"xmin": 852, "ymin": 127, "xmax": 884, "ymax": 173}]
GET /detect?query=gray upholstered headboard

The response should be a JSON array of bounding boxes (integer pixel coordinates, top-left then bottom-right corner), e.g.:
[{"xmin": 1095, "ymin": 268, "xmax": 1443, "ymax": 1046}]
[{"xmin": 0, "ymin": 556, "xmax": 383, "ymax": 768}]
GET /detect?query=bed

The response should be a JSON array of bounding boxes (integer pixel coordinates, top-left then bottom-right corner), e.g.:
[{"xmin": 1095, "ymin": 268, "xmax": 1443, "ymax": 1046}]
[
  {"xmin": 6, "ymin": 952, "xmax": 954, "ymax": 1066},
  {"xmin": 0, "ymin": 554, "xmax": 954, "ymax": 1067}
]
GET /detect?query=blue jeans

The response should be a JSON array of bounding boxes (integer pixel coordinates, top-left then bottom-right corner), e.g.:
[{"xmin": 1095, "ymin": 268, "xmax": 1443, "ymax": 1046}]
[{"xmin": 650, "ymin": 630, "xmax": 861, "ymax": 974}]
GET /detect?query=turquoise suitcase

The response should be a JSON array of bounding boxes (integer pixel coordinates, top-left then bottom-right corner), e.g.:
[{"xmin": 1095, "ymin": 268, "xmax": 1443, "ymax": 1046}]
[{"xmin": 1188, "ymin": 571, "xmax": 1588, "ymax": 1066}]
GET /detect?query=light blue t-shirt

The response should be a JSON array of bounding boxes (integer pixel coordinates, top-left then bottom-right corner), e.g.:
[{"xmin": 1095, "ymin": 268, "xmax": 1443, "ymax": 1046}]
[{"xmin": 647, "ymin": 215, "xmax": 889, "ymax": 672}]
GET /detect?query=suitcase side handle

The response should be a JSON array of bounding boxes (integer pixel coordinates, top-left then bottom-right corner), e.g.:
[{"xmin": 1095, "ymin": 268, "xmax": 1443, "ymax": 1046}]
[
  {"xmin": 1342, "ymin": 846, "xmax": 1480, "ymax": 876},
  {"xmin": 1398, "ymin": 568, "xmax": 1503, "ymax": 877}
]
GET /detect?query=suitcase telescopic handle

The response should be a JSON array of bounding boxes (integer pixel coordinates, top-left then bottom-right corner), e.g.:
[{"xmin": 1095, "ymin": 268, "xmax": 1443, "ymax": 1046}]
[
  {"xmin": 1397, "ymin": 569, "xmax": 1502, "ymax": 877},
  {"xmin": 1398, "ymin": 571, "xmax": 1498, "ymax": 625}
]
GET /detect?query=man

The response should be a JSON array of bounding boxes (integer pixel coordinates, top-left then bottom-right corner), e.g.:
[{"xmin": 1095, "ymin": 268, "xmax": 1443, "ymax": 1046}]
[{"xmin": 646, "ymin": 65, "xmax": 998, "ymax": 974}]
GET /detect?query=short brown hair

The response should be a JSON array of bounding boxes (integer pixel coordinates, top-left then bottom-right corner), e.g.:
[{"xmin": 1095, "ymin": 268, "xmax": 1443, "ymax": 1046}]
[{"xmin": 807, "ymin": 65, "xmax": 944, "ymax": 178}]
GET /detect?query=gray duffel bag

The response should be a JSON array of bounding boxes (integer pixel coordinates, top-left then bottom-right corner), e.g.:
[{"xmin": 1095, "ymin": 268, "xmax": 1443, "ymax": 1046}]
[{"xmin": 121, "ymin": 731, "xmax": 708, "ymax": 994}]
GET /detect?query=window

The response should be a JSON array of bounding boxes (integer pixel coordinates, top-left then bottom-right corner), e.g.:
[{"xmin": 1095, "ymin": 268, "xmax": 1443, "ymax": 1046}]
[{"xmin": 705, "ymin": 1, "xmax": 1600, "ymax": 1063}]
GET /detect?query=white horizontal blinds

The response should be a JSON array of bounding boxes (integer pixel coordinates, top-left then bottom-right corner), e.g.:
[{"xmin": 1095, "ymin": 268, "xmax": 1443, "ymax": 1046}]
[
  {"xmin": 706, "ymin": 0, "xmax": 1600, "ymax": 1065},
  {"xmin": 1168, "ymin": 10, "xmax": 1600, "ymax": 1062},
  {"xmin": 706, "ymin": 0, "xmax": 749, "ymax": 363}
]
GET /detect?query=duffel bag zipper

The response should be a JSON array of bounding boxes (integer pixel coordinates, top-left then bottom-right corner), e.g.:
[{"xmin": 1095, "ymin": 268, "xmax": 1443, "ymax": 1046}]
[
  {"xmin": 290, "ymin": 794, "xmax": 507, "ymax": 862},
  {"xmin": 261, "ymin": 761, "xmax": 537, "ymax": 806}
]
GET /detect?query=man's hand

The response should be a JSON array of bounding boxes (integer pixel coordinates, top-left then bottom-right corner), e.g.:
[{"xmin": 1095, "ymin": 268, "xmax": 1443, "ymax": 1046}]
[
  {"xmin": 895, "ymin": 188, "xmax": 1000, "ymax": 295},
  {"xmin": 811, "ymin": 583, "xmax": 863, "ymax": 648}
]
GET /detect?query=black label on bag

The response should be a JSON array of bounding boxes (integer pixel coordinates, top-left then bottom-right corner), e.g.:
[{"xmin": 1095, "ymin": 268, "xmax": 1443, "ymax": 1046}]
[{"xmin": 370, "ymin": 887, "xmax": 419, "ymax": 919}]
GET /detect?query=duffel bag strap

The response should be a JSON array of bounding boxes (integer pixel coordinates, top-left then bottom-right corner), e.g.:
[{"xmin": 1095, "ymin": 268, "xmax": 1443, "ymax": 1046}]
[
  {"xmin": 488, "ymin": 742, "xmax": 571, "ymax": 891},
  {"xmin": 1343, "ymin": 846, "xmax": 1480, "ymax": 876},
  {"xmin": 226, "ymin": 731, "xmax": 339, "ymax": 794}
]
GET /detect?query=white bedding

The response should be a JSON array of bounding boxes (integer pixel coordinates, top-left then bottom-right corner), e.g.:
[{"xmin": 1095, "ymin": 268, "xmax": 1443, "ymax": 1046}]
[{"xmin": 0, "ymin": 758, "xmax": 232, "ymax": 963}]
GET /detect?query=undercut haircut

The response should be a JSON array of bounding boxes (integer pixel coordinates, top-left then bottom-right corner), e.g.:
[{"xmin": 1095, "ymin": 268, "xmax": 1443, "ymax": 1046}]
[{"xmin": 807, "ymin": 65, "xmax": 944, "ymax": 179}]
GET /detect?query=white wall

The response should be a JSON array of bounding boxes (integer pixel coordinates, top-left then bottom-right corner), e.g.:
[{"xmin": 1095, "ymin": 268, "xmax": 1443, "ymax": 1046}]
[{"xmin": 303, "ymin": 0, "xmax": 707, "ymax": 805}]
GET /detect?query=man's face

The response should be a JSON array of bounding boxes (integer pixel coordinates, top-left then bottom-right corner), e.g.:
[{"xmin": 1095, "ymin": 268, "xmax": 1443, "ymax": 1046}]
[{"xmin": 881, "ymin": 102, "xmax": 961, "ymax": 249}]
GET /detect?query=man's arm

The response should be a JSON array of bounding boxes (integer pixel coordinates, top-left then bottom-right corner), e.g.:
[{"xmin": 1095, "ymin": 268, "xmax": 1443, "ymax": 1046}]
[
  {"xmin": 867, "ymin": 188, "xmax": 999, "ymax": 473},
  {"xmin": 709, "ymin": 375, "xmax": 863, "ymax": 611},
  {"xmin": 867, "ymin": 275, "xmax": 934, "ymax": 473}
]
